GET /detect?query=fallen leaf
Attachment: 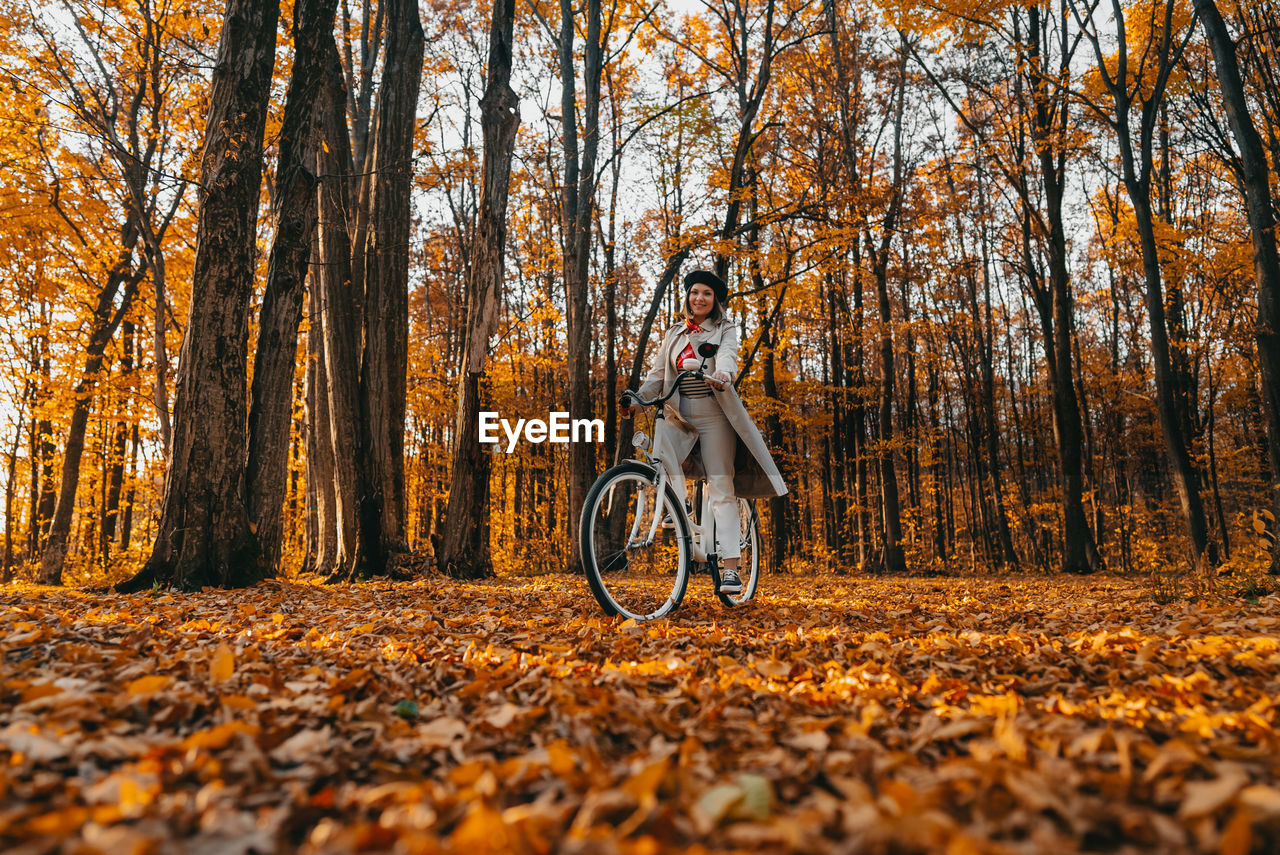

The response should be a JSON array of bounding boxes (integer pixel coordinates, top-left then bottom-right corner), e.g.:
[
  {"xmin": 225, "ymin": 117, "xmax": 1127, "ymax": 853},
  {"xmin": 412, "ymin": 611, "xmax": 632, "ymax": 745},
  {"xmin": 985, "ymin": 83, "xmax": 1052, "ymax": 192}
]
[{"xmin": 209, "ymin": 643, "xmax": 234, "ymax": 683}]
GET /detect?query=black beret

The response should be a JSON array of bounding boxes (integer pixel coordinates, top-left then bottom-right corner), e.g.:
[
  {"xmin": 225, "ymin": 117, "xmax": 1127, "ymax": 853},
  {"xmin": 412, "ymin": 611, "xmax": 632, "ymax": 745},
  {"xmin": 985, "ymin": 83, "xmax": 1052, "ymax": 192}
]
[{"xmin": 683, "ymin": 269, "xmax": 729, "ymax": 306}]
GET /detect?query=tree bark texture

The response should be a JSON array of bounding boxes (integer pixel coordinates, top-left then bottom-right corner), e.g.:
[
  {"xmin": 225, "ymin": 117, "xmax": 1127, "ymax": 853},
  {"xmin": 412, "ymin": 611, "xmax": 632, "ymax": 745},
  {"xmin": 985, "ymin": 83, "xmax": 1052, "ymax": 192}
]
[
  {"xmin": 438, "ymin": 0, "xmax": 519, "ymax": 579},
  {"xmin": 560, "ymin": 0, "xmax": 604, "ymax": 573},
  {"xmin": 315, "ymin": 34, "xmax": 375, "ymax": 578},
  {"xmin": 118, "ymin": 0, "xmax": 280, "ymax": 592},
  {"xmin": 1194, "ymin": 0, "xmax": 1280, "ymax": 572},
  {"xmin": 359, "ymin": 0, "xmax": 424, "ymax": 569},
  {"xmin": 305, "ymin": 282, "xmax": 339, "ymax": 573},
  {"xmin": 247, "ymin": 0, "xmax": 337, "ymax": 571},
  {"xmin": 864, "ymin": 41, "xmax": 908, "ymax": 574}
]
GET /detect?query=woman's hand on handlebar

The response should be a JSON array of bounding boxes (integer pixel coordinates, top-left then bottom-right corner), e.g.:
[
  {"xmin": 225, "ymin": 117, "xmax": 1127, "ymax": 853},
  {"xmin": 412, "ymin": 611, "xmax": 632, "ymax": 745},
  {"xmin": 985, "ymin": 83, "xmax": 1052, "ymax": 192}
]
[
  {"xmin": 707, "ymin": 370, "xmax": 730, "ymax": 390},
  {"xmin": 619, "ymin": 392, "xmax": 638, "ymax": 418}
]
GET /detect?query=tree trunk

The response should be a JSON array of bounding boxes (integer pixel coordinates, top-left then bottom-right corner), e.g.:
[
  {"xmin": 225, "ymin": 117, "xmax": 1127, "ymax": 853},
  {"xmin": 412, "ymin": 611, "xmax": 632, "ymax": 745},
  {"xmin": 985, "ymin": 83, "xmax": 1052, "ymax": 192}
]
[
  {"xmin": 2, "ymin": 402, "xmax": 24, "ymax": 582},
  {"xmin": 120, "ymin": 422, "xmax": 138, "ymax": 552},
  {"xmin": 149, "ymin": 240, "xmax": 172, "ymax": 461},
  {"xmin": 865, "ymin": 42, "xmax": 909, "ymax": 575},
  {"xmin": 359, "ymin": 0, "xmax": 424, "ymax": 570},
  {"xmin": 306, "ymin": 282, "xmax": 339, "ymax": 573},
  {"xmin": 616, "ymin": 249, "xmax": 690, "ymax": 462},
  {"xmin": 601, "ymin": 108, "xmax": 622, "ymax": 471},
  {"xmin": 438, "ymin": 0, "xmax": 519, "ymax": 579},
  {"xmin": 117, "ymin": 0, "xmax": 280, "ymax": 592},
  {"xmin": 1193, "ymin": 0, "xmax": 1280, "ymax": 572},
  {"xmin": 247, "ymin": 0, "xmax": 336, "ymax": 571},
  {"xmin": 763, "ymin": 335, "xmax": 790, "ymax": 569},
  {"xmin": 872, "ymin": 250, "xmax": 906, "ymax": 573},
  {"xmin": 1077, "ymin": 0, "xmax": 1216, "ymax": 568},
  {"xmin": 39, "ymin": 229, "xmax": 144, "ymax": 584},
  {"xmin": 1128, "ymin": 179, "xmax": 1217, "ymax": 565},
  {"xmin": 1025, "ymin": 3, "xmax": 1103, "ymax": 573},
  {"xmin": 715, "ymin": 0, "xmax": 777, "ymax": 279},
  {"xmin": 31, "ymin": 309, "xmax": 56, "ymax": 558},
  {"xmin": 315, "ymin": 34, "xmax": 374, "ymax": 578},
  {"xmin": 974, "ymin": 168, "xmax": 1019, "ymax": 568},
  {"xmin": 560, "ymin": 0, "xmax": 604, "ymax": 574},
  {"xmin": 102, "ymin": 321, "xmax": 135, "ymax": 558}
]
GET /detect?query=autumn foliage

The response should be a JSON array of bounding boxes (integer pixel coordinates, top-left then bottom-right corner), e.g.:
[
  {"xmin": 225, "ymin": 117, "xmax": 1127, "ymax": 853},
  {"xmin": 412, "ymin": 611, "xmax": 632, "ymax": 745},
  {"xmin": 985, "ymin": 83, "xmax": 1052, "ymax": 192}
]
[
  {"xmin": 5, "ymin": 0, "xmax": 1280, "ymax": 849},
  {"xmin": 4, "ymin": 574, "xmax": 1280, "ymax": 852},
  {"xmin": 0, "ymin": 0, "xmax": 1277, "ymax": 586}
]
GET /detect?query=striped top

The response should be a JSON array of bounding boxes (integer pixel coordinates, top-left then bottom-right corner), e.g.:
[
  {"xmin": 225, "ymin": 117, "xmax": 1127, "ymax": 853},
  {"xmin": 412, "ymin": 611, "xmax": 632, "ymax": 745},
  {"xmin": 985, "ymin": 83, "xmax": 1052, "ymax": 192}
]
[{"xmin": 674, "ymin": 340, "xmax": 714, "ymax": 398}]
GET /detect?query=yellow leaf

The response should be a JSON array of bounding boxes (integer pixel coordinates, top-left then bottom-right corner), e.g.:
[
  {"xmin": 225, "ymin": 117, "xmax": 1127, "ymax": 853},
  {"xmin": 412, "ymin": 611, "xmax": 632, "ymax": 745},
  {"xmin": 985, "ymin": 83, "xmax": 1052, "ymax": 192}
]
[
  {"xmin": 125, "ymin": 675, "xmax": 170, "ymax": 695},
  {"xmin": 210, "ymin": 643, "xmax": 234, "ymax": 683}
]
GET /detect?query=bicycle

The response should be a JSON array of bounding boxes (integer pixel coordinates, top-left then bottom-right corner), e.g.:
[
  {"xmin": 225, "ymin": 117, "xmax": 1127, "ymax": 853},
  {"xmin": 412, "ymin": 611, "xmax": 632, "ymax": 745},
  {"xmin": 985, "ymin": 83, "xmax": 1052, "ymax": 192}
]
[{"xmin": 579, "ymin": 343, "xmax": 761, "ymax": 621}]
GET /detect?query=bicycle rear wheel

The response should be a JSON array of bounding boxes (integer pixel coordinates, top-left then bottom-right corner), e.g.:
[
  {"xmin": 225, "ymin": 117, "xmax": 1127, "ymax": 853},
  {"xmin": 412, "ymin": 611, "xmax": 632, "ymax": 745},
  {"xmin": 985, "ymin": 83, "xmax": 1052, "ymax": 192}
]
[
  {"xmin": 714, "ymin": 498, "xmax": 760, "ymax": 607},
  {"xmin": 580, "ymin": 462, "xmax": 691, "ymax": 621}
]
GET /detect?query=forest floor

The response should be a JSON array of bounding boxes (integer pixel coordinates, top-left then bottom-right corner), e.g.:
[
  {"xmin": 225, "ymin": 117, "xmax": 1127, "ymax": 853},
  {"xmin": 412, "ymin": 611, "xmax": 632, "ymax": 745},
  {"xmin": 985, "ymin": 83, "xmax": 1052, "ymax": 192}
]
[{"xmin": 2, "ymin": 572, "xmax": 1279, "ymax": 854}]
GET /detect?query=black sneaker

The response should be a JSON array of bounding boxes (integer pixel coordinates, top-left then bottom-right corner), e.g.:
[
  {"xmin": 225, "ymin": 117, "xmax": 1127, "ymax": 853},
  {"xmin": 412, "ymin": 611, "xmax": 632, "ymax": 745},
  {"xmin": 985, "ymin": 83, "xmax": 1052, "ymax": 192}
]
[{"xmin": 719, "ymin": 567, "xmax": 743, "ymax": 594}]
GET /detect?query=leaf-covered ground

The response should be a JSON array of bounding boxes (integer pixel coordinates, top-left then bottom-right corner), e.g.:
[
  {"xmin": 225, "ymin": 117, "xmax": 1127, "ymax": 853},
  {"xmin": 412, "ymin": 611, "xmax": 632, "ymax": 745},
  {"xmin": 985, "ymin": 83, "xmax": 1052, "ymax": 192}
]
[{"xmin": 3, "ymin": 573, "xmax": 1280, "ymax": 854}]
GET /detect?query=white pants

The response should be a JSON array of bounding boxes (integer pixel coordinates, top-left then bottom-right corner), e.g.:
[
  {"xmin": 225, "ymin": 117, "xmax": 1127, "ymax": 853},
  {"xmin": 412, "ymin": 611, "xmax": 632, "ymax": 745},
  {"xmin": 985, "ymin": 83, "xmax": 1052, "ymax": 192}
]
[{"xmin": 660, "ymin": 395, "xmax": 741, "ymax": 560}]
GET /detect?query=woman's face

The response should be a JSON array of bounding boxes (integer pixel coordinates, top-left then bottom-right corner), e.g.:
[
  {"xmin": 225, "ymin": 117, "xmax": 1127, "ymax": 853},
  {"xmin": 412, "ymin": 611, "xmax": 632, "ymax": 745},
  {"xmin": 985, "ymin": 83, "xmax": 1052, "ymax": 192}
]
[{"xmin": 687, "ymin": 283, "xmax": 716, "ymax": 322}]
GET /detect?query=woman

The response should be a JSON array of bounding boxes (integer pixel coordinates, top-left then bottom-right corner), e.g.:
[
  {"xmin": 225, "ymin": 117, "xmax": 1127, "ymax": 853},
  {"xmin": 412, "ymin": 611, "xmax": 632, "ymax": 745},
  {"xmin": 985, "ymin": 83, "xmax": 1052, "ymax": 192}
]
[{"xmin": 621, "ymin": 269, "xmax": 788, "ymax": 592}]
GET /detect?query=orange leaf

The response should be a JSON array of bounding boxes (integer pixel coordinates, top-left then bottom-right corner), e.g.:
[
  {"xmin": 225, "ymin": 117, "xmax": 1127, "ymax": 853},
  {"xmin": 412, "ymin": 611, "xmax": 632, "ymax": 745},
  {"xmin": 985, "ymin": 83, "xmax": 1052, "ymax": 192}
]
[
  {"xmin": 209, "ymin": 643, "xmax": 234, "ymax": 683},
  {"xmin": 125, "ymin": 675, "xmax": 170, "ymax": 695},
  {"xmin": 1220, "ymin": 807, "xmax": 1252, "ymax": 855},
  {"xmin": 450, "ymin": 803, "xmax": 511, "ymax": 854},
  {"xmin": 622, "ymin": 757, "xmax": 670, "ymax": 802}
]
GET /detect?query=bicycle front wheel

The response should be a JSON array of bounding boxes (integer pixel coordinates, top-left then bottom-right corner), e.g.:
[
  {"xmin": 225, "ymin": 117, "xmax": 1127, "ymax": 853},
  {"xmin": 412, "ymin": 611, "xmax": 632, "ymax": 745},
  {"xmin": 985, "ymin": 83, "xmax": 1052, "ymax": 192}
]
[{"xmin": 580, "ymin": 462, "xmax": 691, "ymax": 621}]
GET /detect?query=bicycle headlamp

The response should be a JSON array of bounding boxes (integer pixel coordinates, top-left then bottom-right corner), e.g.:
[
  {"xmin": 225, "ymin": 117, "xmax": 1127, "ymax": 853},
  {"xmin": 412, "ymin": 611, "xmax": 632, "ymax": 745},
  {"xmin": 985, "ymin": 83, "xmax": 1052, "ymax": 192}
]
[{"xmin": 632, "ymin": 431, "xmax": 649, "ymax": 450}]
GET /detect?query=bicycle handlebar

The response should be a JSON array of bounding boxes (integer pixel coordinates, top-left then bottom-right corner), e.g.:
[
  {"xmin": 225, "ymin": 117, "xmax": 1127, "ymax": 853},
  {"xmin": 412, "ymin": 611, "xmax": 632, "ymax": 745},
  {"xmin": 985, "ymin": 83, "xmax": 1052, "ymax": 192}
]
[{"xmin": 621, "ymin": 368, "xmax": 720, "ymax": 410}]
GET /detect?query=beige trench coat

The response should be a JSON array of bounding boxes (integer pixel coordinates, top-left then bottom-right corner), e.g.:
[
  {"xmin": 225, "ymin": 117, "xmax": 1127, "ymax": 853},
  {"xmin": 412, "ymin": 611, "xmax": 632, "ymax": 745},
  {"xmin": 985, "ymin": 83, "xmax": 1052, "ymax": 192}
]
[{"xmin": 636, "ymin": 317, "xmax": 788, "ymax": 499}]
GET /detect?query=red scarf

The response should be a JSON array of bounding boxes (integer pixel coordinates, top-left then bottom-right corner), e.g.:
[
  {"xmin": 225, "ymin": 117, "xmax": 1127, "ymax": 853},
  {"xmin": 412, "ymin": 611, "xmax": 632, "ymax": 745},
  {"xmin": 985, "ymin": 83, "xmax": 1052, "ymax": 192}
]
[{"xmin": 678, "ymin": 320, "xmax": 704, "ymax": 366}]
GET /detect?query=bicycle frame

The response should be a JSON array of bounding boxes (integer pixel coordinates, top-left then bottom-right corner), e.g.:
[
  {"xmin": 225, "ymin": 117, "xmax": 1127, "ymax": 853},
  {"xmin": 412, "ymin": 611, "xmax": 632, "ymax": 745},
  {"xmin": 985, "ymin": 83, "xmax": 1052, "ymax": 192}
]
[
  {"xmin": 618, "ymin": 350, "xmax": 726, "ymax": 565},
  {"xmin": 626, "ymin": 409, "xmax": 717, "ymax": 565}
]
